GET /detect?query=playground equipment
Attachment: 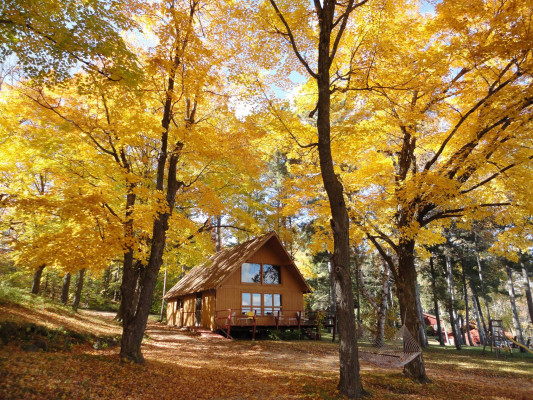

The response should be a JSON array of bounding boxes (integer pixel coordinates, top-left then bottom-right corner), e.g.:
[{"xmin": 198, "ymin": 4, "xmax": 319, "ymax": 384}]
[
  {"xmin": 483, "ymin": 319, "xmax": 533, "ymax": 357},
  {"xmin": 507, "ymin": 335, "xmax": 533, "ymax": 355},
  {"xmin": 483, "ymin": 319, "xmax": 512, "ymax": 357}
]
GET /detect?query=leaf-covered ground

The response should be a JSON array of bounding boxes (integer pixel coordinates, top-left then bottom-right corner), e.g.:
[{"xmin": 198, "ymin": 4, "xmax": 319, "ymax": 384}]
[{"xmin": 0, "ymin": 302, "xmax": 532, "ymax": 399}]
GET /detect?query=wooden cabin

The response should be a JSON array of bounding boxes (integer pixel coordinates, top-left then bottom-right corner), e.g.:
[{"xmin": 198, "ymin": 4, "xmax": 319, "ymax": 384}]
[{"xmin": 164, "ymin": 232, "xmax": 316, "ymax": 337}]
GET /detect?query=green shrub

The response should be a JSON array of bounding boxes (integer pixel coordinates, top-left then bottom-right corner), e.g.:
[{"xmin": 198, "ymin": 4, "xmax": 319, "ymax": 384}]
[{"xmin": 268, "ymin": 329, "xmax": 303, "ymax": 341}]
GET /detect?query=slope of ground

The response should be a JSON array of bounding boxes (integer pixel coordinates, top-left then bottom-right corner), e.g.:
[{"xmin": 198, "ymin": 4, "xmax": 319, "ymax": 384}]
[{"xmin": 0, "ymin": 293, "xmax": 532, "ymax": 399}]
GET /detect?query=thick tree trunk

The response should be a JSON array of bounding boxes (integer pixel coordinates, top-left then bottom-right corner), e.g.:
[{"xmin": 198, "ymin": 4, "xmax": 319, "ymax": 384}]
[
  {"xmin": 445, "ymin": 252, "xmax": 462, "ymax": 350},
  {"xmin": 429, "ymin": 257, "xmax": 445, "ymax": 346},
  {"xmin": 61, "ymin": 272, "xmax": 71, "ymax": 304},
  {"xmin": 120, "ymin": 14, "xmax": 189, "ymax": 359},
  {"xmin": 506, "ymin": 266, "xmax": 525, "ymax": 349},
  {"xmin": 396, "ymin": 240, "xmax": 429, "ymax": 382},
  {"xmin": 31, "ymin": 264, "xmax": 45, "ymax": 295},
  {"xmin": 461, "ymin": 265, "xmax": 474, "ymax": 346},
  {"xmin": 314, "ymin": 9, "xmax": 363, "ymax": 396},
  {"xmin": 521, "ymin": 262, "xmax": 533, "ymax": 324},
  {"xmin": 72, "ymin": 269, "xmax": 86, "ymax": 311}
]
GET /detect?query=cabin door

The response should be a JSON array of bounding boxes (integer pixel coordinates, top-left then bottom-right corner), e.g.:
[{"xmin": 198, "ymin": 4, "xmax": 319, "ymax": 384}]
[{"xmin": 195, "ymin": 293, "xmax": 202, "ymax": 327}]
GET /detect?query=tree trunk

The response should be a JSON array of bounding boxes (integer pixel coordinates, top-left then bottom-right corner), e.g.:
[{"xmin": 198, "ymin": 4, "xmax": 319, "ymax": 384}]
[
  {"xmin": 506, "ymin": 266, "xmax": 525, "ymax": 349},
  {"xmin": 61, "ymin": 272, "xmax": 71, "ymax": 304},
  {"xmin": 474, "ymin": 293, "xmax": 487, "ymax": 334},
  {"xmin": 103, "ymin": 267, "xmax": 111, "ymax": 299},
  {"xmin": 377, "ymin": 263, "xmax": 390, "ymax": 345},
  {"xmin": 471, "ymin": 293, "xmax": 484, "ymax": 345},
  {"xmin": 476, "ymin": 252, "xmax": 491, "ymax": 322},
  {"xmin": 120, "ymin": 10, "xmax": 192, "ymax": 359},
  {"xmin": 72, "ymin": 269, "xmax": 86, "ymax": 311},
  {"xmin": 521, "ymin": 262, "xmax": 533, "ymax": 324},
  {"xmin": 445, "ymin": 252, "xmax": 462, "ymax": 350},
  {"xmin": 461, "ymin": 264, "xmax": 474, "ymax": 346},
  {"xmin": 159, "ymin": 266, "xmax": 167, "ymax": 323},
  {"xmin": 396, "ymin": 240, "xmax": 429, "ymax": 382},
  {"xmin": 314, "ymin": 7, "xmax": 364, "ymax": 396},
  {"xmin": 415, "ymin": 280, "xmax": 428, "ymax": 348},
  {"xmin": 114, "ymin": 264, "xmax": 121, "ymax": 302},
  {"xmin": 459, "ymin": 315, "xmax": 468, "ymax": 346},
  {"xmin": 31, "ymin": 264, "xmax": 45, "ymax": 294},
  {"xmin": 429, "ymin": 257, "xmax": 445, "ymax": 346}
]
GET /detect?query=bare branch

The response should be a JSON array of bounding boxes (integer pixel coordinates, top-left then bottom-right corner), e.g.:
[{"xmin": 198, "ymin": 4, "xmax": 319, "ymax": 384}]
[{"xmin": 268, "ymin": 0, "xmax": 318, "ymax": 79}]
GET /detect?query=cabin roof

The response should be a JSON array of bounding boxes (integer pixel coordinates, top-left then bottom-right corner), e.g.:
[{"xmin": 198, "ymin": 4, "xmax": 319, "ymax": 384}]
[{"xmin": 164, "ymin": 232, "xmax": 311, "ymax": 299}]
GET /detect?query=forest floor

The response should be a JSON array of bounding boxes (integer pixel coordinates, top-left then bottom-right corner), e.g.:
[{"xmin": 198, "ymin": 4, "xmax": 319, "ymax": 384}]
[{"xmin": 0, "ymin": 292, "xmax": 532, "ymax": 399}]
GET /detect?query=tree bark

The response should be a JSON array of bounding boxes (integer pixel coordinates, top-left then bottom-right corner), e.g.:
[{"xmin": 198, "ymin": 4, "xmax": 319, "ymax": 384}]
[
  {"xmin": 521, "ymin": 262, "xmax": 533, "ymax": 324},
  {"xmin": 415, "ymin": 280, "xmax": 428, "ymax": 348},
  {"xmin": 120, "ymin": 1, "xmax": 198, "ymax": 360},
  {"xmin": 159, "ymin": 267, "xmax": 167, "ymax": 323},
  {"xmin": 61, "ymin": 272, "xmax": 71, "ymax": 304},
  {"xmin": 461, "ymin": 264, "xmax": 474, "ymax": 346},
  {"xmin": 429, "ymin": 257, "xmax": 444, "ymax": 346},
  {"xmin": 72, "ymin": 268, "xmax": 86, "ymax": 311},
  {"xmin": 396, "ymin": 240, "xmax": 429, "ymax": 382},
  {"xmin": 506, "ymin": 265, "xmax": 525, "ymax": 349},
  {"xmin": 471, "ymin": 293, "xmax": 484, "ymax": 345},
  {"xmin": 310, "ymin": 3, "xmax": 364, "ymax": 397},
  {"xmin": 445, "ymin": 252, "xmax": 462, "ymax": 350},
  {"xmin": 31, "ymin": 264, "xmax": 45, "ymax": 295},
  {"xmin": 475, "ymin": 252, "xmax": 492, "ymax": 322},
  {"xmin": 474, "ymin": 294, "xmax": 487, "ymax": 334},
  {"xmin": 267, "ymin": 1, "xmax": 366, "ymax": 395}
]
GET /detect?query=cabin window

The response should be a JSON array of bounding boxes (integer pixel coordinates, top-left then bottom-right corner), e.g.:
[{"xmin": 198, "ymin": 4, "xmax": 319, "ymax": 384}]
[
  {"xmin": 263, "ymin": 293, "xmax": 281, "ymax": 315},
  {"xmin": 242, "ymin": 292, "xmax": 281, "ymax": 316},
  {"xmin": 241, "ymin": 263, "xmax": 281, "ymax": 284},
  {"xmin": 263, "ymin": 264, "xmax": 281, "ymax": 284},
  {"xmin": 241, "ymin": 263, "xmax": 261, "ymax": 283},
  {"xmin": 242, "ymin": 292, "xmax": 262, "ymax": 315}
]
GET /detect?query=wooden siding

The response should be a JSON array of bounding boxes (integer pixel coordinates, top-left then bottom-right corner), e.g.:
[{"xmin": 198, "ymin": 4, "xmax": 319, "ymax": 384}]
[
  {"xmin": 216, "ymin": 240, "xmax": 305, "ymax": 317},
  {"xmin": 166, "ymin": 291, "xmax": 215, "ymax": 330},
  {"xmin": 202, "ymin": 291, "xmax": 216, "ymax": 330},
  {"xmin": 166, "ymin": 298, "xmax": 178, "ymax": 325}
]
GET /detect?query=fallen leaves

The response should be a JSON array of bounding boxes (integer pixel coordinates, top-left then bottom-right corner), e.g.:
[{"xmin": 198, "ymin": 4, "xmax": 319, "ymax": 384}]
[{"xmin": 0, "ymin": 305, "xmax": 532, "ymax": 399}]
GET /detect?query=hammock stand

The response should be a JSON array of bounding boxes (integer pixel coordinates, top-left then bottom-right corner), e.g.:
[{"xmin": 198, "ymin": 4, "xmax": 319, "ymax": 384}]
[{"xmin": 357, "ymin": 324, "xmax": 422, "ymax": 369}]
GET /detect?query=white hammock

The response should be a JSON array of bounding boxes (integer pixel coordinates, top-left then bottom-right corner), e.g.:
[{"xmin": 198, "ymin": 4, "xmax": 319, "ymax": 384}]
[{"xmin": 357, "ymin": 324, "xmax": 422, "ymax": 369}]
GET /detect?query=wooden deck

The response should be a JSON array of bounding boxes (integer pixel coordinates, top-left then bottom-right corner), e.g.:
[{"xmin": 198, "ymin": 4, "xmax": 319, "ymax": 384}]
[{"xmin": 214, "ymin": 309, "xmax": 337, "ymax": 340}]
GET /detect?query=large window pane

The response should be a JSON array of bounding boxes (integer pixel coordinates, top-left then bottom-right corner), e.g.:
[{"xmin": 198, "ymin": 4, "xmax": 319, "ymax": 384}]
[
  {"xmin": 241, "ymin": 263, "xmax": 261, "ymax": 283},
  {"xmin": 263, "ymin": 264, "xmax": 281, "ymax": 284},
  {"xmin": 274, "ymin": 294, "xmax": 281, "ymax": 307},
  {"xmin": 252, "ymin": 293, "xmax": 261, "ymax": 306},
  {"xmin": 242, "ymin": 293, "xmax": 251, "ymax": 306},
  {"xmin": 264, "ymin": 294, "xmax": 272, "ymax": 307}
]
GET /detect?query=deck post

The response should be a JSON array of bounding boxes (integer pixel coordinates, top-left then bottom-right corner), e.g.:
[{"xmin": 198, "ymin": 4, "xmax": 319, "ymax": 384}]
[
  {"xmin": 252, "ymin": 310, "xmax": 257, "ymax": 340},
  {"xmin": 227, "ymin": 308, "xmax": 232, "ymax": 338},
  {"xmin": 276, "ymin": 310, "xmax": 280, "ymax": 330},
  {"xmin": 332, "ymin": 315, "xmax": 336, "ymax": 342}
]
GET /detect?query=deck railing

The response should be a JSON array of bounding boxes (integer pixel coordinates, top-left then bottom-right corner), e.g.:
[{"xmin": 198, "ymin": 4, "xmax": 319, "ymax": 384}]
[{"xmin": 214, "ymin": 309, "xmax": 336, "ymax": 340}]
